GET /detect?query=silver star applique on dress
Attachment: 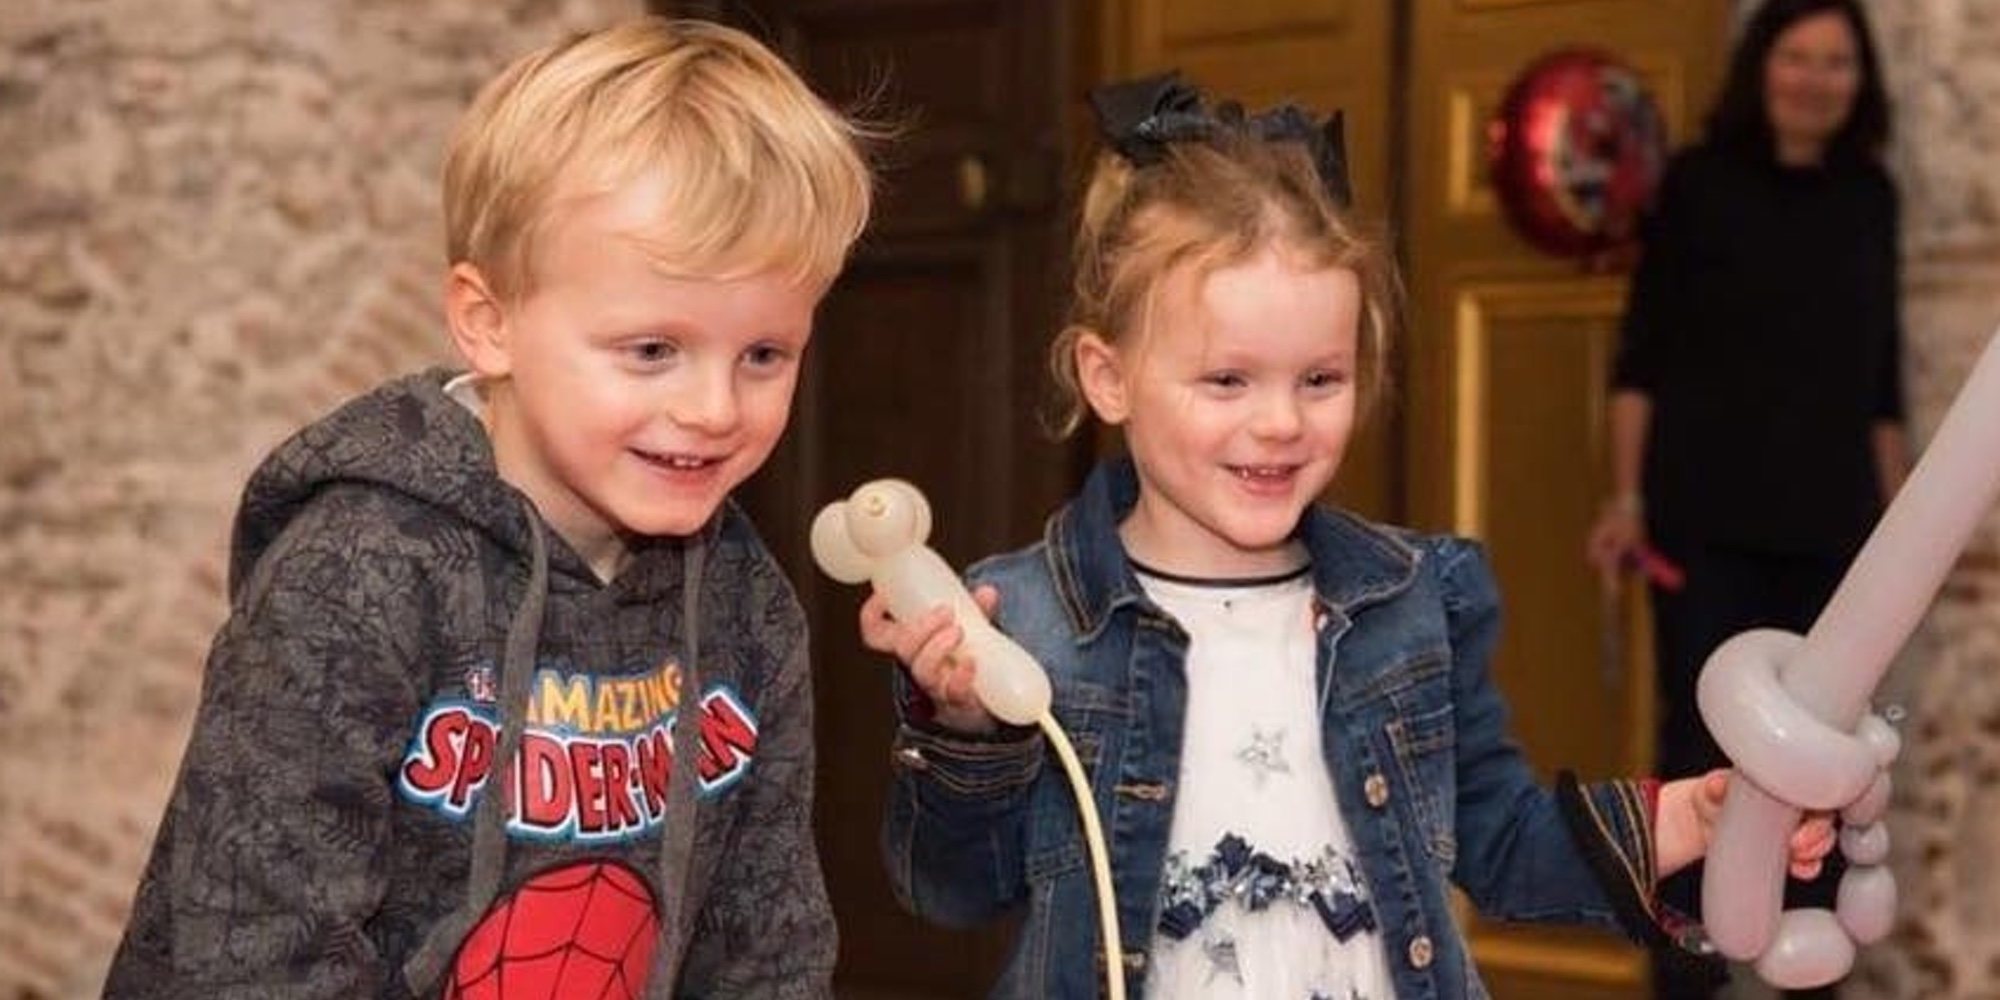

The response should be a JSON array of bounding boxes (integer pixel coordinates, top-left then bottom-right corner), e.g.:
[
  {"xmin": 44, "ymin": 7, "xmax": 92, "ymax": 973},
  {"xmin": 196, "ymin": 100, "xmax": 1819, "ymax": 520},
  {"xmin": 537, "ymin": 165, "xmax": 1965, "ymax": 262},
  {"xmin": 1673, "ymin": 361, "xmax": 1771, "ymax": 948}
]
[
  {"xmin": 1236, "ymin": 726, "xmax": 1291, "ymax": 787},
  {"xmin": 1202, "ymin": 932, "xmax": 1244, "ymax": 985}
]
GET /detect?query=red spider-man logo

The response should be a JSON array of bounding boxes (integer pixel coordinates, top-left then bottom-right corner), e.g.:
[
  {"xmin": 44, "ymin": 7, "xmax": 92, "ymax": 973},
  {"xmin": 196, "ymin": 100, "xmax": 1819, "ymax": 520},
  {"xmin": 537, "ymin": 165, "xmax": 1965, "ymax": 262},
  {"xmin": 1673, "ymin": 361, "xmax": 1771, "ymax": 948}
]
[{"xmin": 445, "ymin": 860, "xmax": 659, "ymax": 1000}]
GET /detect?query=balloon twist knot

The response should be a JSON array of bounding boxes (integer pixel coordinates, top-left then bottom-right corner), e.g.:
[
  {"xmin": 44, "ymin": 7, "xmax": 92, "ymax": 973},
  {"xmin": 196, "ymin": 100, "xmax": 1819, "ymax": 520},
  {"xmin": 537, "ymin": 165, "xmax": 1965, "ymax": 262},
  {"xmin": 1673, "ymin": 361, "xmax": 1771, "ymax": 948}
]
[{"xmin": 1696, "ymin": 629, "xmax": 1899, "ymax": 989}]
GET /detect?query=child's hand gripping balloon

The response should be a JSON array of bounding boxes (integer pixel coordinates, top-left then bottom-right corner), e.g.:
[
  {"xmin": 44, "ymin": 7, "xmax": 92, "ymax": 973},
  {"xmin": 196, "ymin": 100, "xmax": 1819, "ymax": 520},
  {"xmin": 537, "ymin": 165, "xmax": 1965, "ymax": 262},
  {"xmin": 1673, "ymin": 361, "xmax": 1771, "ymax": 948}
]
[
  {"xmin": 811, "ymin": 479, "xmax": 1053, "ymax": 729},
  {"xmin": 858, "ymin": 584, "xmax": 1005, "ymax": 734},
  {"xmin": 1653, "ymin": 769, "xmax": 1837, "ymax": 882}
]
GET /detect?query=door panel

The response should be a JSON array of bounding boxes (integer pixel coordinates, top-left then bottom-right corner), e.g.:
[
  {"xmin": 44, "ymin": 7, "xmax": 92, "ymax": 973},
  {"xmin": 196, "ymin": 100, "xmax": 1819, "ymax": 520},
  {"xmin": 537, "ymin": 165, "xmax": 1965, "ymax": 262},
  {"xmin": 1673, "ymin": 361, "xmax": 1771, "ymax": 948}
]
[{"xmin": 1404, "ymin": 2, "xmax": 1731, "ymax": 996}]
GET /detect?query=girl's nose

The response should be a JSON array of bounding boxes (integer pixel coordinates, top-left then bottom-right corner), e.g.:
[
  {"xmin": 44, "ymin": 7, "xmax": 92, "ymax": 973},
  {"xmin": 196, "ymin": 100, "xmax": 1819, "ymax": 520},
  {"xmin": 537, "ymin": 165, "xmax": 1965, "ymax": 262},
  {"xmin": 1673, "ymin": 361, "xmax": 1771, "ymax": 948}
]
[{"xmin": 1254, "ymin": 391, "xmax": 1304, "ymax": 439}]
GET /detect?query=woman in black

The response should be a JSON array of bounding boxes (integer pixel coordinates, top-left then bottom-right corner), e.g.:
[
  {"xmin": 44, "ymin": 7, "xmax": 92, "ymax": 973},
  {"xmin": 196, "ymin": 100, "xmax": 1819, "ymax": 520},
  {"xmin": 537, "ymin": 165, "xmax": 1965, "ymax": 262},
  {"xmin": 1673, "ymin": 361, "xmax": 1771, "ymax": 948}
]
[{"xmin": 1585, "ymin": 1, "xmax": 1907, "ymax": 997}]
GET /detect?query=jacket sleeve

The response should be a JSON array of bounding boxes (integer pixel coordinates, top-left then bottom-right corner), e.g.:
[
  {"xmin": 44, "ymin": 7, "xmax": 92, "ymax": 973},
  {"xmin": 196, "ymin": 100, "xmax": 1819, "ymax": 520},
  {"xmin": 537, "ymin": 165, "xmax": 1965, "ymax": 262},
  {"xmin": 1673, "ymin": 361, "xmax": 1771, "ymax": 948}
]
[
  {"xmin": 678, "ymin": 621, "xmax": 837, "ymax": 999},
  {"xmin": 879, "ymin": 659, "xmax": 1043, "ymax": 929},
  {"xmin": 1436, "ymin": 539, "xmax": 1721, "ymax": 979},
  {"xmin": 104, "ymin": 511, "xmax": 421, "ymax": 999}
]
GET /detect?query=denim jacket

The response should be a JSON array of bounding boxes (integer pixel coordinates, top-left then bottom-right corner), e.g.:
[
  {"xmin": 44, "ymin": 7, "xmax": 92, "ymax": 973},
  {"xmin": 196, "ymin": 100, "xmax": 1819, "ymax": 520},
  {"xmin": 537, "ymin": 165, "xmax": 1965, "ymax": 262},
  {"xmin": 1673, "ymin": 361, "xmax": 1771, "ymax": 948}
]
[{"xmin": 883, "ymin": 457, "xmax": 1674, "ymax": 999}]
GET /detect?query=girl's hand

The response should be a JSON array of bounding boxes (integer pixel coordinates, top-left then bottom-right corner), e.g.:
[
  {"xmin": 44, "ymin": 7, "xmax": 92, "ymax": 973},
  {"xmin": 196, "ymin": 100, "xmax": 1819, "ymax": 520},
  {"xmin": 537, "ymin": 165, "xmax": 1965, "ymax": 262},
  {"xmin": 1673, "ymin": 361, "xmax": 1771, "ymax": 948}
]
[
  {"xmin": 1654, "ymin": 769, "xmax": 1837, "ymax": 881},
  {"xmin": 858, "ymin": 585, "xmax": 1001, "ymax": 735}
]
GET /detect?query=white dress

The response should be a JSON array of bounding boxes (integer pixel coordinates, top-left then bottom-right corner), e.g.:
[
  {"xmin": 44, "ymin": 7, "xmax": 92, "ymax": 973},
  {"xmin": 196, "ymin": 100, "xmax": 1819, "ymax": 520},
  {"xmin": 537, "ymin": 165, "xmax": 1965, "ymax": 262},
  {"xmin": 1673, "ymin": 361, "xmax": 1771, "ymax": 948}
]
[{"xmin": 1137, "ymin": 566, "xmax": 1394, "ymax": 1000}]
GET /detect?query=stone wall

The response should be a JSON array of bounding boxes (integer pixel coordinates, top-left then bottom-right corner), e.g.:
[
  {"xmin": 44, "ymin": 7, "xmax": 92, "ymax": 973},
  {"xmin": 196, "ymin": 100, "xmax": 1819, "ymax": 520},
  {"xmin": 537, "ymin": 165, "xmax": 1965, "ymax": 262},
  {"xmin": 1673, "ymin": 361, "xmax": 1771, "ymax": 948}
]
[
  {"xmin": 0, "ymin": 1, "xmax": 634, "ymax": 995},
  {"xmin": 1849, "ymin": 3, "xmax": 2000, "ymax": 998}
]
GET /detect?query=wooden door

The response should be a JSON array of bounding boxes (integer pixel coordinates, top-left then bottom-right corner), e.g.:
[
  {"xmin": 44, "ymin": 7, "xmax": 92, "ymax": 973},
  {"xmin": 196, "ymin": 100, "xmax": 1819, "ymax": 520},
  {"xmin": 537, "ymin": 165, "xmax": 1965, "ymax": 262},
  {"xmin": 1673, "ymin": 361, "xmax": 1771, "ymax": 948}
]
[
  {"xmin": 670, "ymin": 1, "xmax": 1082, "ymax": 995},
  {"xmin": 1400, "ymin": 2, "xmax": 1732, "ymax": 997},
  {"xmin": 1093, "ymin": 0, "xmax": 1400, "ymax": 522}
]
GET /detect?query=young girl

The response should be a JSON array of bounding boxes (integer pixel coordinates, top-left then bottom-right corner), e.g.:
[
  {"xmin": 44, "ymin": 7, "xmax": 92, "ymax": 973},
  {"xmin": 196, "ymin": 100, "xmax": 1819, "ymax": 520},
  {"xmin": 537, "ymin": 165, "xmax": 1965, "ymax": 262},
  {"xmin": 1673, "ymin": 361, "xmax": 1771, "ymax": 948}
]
[{"xmin": 863, "ymin": 74, "xmax": 1832, "ymax": 999}]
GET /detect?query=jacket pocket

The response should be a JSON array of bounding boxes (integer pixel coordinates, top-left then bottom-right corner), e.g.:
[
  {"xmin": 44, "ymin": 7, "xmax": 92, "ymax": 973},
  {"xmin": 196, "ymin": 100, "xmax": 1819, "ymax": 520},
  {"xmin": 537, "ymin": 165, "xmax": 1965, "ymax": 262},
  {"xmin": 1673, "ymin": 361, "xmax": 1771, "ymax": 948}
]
[
  {"xmin": 1024, "ymin": 727, "xmax": 1101, "ymax": 876},
  {"xmin": 1387, "ymin": 698, "xmax": 1457, "ymax": 865}
]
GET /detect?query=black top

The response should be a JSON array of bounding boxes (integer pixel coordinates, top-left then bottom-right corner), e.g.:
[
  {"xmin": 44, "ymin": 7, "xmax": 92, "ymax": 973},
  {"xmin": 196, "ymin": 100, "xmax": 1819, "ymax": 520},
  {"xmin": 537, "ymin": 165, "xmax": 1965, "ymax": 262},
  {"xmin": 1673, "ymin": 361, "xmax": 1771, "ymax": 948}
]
[{"xmin": 1612, "ymin": 143, "xmax": 1903, "ymax": 558}]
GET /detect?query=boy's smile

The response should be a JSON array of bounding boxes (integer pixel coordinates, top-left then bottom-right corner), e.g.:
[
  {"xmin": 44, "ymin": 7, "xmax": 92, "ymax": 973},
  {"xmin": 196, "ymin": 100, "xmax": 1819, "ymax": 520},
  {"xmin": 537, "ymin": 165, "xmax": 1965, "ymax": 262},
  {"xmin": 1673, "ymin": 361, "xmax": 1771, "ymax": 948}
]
[{"xmin": 451, "ymin": 173, "xmax": 822, "ymax": 581}]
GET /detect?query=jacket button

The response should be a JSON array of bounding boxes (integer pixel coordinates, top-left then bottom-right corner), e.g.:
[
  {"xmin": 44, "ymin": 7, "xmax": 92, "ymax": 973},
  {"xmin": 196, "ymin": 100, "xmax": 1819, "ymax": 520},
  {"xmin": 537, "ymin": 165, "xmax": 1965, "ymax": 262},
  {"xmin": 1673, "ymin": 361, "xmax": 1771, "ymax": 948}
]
[
  {"xmin": 1096, "ymin": 950, "xmax": 1147, "ymax": 972},
  {"xmin": 1407, "ymin": 934, "xmax": 1434, "ymax": 969},
  {"xmin": 1364, "ymin": 772, "xmax": 1390, "ymax": 808},
  {"xmin": 893, "ymin": 746, "xmax": 929, "ymax": 772}
]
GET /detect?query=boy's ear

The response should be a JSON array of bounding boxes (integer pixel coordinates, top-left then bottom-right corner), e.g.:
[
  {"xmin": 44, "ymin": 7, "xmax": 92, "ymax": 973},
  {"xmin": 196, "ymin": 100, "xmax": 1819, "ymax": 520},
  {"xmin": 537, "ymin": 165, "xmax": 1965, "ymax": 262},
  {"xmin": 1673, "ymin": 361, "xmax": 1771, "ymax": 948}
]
[
  {"xmin": 444, "ymin": 262, "xmax": 512, "ymax": 378},
  {"xmin": 1073, "ymin": 329, "xmax": 1130, "ymax": 426}
]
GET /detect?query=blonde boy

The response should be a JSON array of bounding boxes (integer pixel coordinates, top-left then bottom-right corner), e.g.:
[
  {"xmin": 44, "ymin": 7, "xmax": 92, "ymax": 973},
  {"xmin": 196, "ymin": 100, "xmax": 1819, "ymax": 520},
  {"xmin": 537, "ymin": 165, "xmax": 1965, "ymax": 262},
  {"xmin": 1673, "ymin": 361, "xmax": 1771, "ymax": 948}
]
[{"xmin": 108, "ymin": 19, "xmax": 870, "ymax": 999}]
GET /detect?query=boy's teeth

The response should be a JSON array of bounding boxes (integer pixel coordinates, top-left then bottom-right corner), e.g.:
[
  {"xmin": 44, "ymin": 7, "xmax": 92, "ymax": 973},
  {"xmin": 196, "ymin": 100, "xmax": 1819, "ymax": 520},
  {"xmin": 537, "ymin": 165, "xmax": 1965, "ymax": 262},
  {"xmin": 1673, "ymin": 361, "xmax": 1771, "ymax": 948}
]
[{"xmin": 640, "ymin": 450, "xmax": 710, "ymax": 469}]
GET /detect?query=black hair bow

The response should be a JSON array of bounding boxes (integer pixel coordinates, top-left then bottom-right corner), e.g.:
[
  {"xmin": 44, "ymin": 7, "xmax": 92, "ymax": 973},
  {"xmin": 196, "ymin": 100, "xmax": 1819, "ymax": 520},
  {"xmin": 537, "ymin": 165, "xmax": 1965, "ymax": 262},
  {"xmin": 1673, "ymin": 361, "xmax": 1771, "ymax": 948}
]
[{"xmin": 1086, "ymin": 71, "xmax": 1353, "ymax": 207}]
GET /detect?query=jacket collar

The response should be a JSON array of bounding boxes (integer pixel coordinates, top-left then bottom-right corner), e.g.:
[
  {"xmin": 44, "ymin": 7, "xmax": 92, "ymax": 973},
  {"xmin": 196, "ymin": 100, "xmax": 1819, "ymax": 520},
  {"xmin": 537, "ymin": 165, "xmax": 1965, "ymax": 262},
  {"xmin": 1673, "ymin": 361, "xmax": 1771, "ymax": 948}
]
[{"xmin": 1045, "ymin": 455, "xmax": 1420, "ymax": 639}]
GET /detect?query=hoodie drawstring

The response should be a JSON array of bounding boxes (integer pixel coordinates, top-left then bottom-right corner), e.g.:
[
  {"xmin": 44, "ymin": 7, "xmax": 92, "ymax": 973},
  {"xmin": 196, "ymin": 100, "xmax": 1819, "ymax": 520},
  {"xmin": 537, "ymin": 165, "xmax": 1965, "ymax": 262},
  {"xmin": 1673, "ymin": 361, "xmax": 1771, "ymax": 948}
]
[
  {"xmin": 645, "ymin": 534, "xmax": 707, "ymax": 996},
  {"xmin": 401, "ymin": 504, "xmax": 549, "ymax": 994}
]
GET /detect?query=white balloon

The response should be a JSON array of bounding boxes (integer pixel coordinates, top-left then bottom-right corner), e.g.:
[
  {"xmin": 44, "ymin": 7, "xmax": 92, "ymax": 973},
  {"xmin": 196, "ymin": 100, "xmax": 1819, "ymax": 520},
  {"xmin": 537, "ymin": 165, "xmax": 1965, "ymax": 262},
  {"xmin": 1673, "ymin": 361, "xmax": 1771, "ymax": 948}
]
[
  {"xmin": 810, "ymin": 478, "xmax": 1053, "ymax": 726},
  {"xmin": 810, "ymin": 501, "xmax": 873, "ymax": 584}
]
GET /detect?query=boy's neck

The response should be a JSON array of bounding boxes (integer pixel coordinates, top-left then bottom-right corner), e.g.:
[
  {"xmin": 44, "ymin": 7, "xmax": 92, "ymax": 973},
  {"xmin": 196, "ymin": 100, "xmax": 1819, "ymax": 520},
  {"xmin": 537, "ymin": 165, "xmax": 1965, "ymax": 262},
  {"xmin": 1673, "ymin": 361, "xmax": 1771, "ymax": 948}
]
[{"xmin": 450, "ymin": 374, "xmax": 634, "ymax": 584}]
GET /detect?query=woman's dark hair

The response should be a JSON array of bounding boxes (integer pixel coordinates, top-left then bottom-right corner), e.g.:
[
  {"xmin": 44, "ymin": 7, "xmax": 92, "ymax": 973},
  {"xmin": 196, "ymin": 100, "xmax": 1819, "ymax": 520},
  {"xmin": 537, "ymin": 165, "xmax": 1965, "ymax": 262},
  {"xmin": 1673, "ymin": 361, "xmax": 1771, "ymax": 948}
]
[{"xmin": 1704, "ymin": 0, "xmax": 1890, "ymax": 163}]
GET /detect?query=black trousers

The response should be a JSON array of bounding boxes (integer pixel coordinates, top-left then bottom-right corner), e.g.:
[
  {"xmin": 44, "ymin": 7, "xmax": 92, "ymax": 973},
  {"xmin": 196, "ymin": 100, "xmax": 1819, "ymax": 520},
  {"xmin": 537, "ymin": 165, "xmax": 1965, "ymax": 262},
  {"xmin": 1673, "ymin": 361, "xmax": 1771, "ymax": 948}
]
[{"xmin": 1647, "ymin": 540, "xmax": 1850, "ymax": 1000}]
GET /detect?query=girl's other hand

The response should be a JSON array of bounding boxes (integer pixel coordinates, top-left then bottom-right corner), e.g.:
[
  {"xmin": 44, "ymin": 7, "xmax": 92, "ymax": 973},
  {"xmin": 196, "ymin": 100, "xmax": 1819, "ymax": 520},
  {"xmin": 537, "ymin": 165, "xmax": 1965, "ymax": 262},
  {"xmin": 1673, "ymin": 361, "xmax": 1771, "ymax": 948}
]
[
  {"xmin": 1655, "ymin": 769, "xmax": 1837, "ymax": 881},
  {"xmin": 859, "ymin": 585, "xmax": 1002, "ymax": 734}
]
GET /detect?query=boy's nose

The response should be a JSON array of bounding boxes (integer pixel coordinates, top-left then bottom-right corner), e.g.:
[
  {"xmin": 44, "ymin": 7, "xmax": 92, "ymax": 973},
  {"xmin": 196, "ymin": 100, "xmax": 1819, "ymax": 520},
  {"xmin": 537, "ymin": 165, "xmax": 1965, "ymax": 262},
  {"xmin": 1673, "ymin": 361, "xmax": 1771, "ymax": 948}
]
[{"xmin": 670, "ymin": 369, "xmax": 740, "ymax": 432}]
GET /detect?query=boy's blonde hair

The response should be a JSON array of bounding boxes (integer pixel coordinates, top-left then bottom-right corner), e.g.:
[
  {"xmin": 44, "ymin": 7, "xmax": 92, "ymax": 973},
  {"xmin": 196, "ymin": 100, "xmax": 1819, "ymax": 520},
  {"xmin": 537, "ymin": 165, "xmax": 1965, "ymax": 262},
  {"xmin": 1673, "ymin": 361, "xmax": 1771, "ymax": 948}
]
[
  {"xmin": 1048, "ymin": 131, "xmax": 1399, "ymax": 436},
  {"xmin": 444, "ymin": 17, "xmax": 873, "ymax": 300}
]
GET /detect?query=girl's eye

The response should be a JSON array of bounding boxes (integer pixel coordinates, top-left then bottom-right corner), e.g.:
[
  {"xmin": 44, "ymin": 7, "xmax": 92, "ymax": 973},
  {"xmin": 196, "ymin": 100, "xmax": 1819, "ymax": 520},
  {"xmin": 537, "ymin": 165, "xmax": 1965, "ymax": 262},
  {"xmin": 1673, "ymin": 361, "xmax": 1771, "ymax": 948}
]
[
  {"xmin": 1202, "ymin": 372, "xmax": 1248, "ymax": 390},
  {"xmin": 1304, "ymin": 369, "xmax": 1351, "ymax": 390},
  {"xmin": 743, "ymin": 344, "xmax": 791, "ymax": 369}
]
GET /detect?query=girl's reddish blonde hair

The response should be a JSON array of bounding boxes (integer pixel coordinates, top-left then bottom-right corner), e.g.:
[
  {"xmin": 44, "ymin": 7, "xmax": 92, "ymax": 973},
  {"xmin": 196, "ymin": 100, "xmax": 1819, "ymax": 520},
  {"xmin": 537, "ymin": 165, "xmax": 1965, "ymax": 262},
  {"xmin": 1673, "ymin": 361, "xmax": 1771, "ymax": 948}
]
[{"xmin": 1048, "ymin": 130, "xmax": 1399, "ymax": 437}]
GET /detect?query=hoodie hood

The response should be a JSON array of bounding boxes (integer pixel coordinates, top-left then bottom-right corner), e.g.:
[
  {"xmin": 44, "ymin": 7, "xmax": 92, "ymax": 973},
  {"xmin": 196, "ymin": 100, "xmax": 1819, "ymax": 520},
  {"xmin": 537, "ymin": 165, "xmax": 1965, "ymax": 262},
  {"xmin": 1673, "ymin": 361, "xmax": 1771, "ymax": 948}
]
[{"xmin": 231, "ymin": 369, "xmax": 541, "ymax": 594}]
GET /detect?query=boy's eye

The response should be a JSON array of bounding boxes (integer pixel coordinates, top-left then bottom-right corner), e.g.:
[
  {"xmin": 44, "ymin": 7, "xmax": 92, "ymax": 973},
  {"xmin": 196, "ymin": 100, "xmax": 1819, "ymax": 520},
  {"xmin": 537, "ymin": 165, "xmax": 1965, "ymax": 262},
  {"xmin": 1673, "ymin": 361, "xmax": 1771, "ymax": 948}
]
[{"xmin": 628, "ymin": 340, "xmax": 677, "ymax": 364}]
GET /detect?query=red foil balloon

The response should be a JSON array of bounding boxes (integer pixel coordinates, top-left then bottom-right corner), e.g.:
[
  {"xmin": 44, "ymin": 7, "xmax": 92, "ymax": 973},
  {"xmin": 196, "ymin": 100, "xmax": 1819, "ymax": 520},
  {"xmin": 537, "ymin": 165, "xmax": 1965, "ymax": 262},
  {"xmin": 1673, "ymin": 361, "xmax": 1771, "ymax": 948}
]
[{"xmin": 1488, "ymin": 49, "xmax": 1667, "ymax": 261}]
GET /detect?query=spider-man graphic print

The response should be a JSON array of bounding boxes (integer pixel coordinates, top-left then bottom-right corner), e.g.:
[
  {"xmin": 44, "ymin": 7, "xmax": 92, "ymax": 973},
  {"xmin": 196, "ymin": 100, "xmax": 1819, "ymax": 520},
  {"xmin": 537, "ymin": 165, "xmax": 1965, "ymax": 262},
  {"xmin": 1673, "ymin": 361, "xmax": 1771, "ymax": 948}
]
[{"xmin": 445, "ymin": 860, "xmax": 659, "ymax": 1000}]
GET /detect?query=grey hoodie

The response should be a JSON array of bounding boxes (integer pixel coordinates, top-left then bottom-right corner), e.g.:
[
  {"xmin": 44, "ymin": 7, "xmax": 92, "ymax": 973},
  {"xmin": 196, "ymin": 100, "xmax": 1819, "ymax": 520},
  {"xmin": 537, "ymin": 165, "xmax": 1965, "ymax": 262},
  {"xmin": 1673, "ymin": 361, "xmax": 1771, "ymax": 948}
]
[{"xmin": 107, "ymin": 369, "xmax": 834, "ymax": 999}]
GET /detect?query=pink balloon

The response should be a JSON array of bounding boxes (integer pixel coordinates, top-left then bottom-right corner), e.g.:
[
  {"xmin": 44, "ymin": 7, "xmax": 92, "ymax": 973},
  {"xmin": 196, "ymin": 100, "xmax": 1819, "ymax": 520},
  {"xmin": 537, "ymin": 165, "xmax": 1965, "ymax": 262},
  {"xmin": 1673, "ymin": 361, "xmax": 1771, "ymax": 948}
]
[{"xmin": 1696, "ymin": 328, "xmax": 2000, "ymax": 987}]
